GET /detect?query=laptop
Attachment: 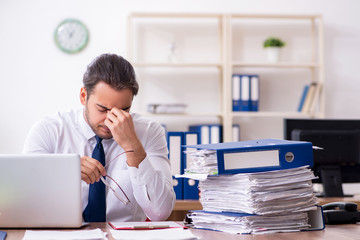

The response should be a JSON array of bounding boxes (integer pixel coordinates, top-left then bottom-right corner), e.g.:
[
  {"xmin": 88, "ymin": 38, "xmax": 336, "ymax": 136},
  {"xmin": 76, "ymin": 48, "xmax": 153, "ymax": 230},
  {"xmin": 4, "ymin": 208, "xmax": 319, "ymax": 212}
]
[{"xmin": 0, "ymin": 154, "xmax": 82, "ymax": 228}]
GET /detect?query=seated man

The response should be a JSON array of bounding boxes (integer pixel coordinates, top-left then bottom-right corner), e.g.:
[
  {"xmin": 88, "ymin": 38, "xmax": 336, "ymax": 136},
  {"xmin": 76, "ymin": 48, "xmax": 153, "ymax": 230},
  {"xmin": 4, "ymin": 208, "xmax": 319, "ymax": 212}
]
[{"xmin": 23, "ymin": 53, "xmax": 175, "ymax": 222}]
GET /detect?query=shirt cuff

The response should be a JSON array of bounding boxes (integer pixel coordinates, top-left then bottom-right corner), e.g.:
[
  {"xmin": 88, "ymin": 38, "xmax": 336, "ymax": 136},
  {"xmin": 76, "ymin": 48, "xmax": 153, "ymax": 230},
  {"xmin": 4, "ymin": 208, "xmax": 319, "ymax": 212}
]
[{"xmin": 127, "ymin": 157, "xmax": 155, "ymax": 186}]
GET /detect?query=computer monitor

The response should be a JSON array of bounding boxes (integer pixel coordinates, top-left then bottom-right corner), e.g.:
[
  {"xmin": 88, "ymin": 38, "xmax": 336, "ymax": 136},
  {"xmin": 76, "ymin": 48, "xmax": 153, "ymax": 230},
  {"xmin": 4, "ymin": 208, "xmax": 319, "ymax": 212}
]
[{"xmin": 284, "ymin": 118, "xmax": 360, "ymax": 197}]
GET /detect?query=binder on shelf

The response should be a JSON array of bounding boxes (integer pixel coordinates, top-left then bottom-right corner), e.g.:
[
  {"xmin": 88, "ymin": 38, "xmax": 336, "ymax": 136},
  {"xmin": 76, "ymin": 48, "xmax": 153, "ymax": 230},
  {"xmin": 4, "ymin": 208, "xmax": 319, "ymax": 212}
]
[
  {"xmin": 310, "ymin": 83, "xmax": 323, "ymax": 113},
  {"xmin": 232, "ymin": 124, "xmax": 240, "ymax": 142},
  {"xmin": 189, "ymin": 125, "xmax": 209, "ymax": 144},
  {"xmin": 210, "ymin": 125, "xmax": 221, "ymax": 144},
  {"xmin": 301, "ymin": 82, "xmax": 317, "ymax": 113},
  {"xmin": 186, "ymin": 138, "xmax": 313, "ymax": 175},
  {"xmin": 189, "ymin": 124, "xmax": 223, "ymax": 144},
  {"xmin": 171, "ymin": 176, "xmax": 183, "ymax": 200},
  {"xmin": 250, "ymin": 75, "xmax": 259, "ymax": 112},
  {"xmin": 240, "ymin": 75, "xmax": 251, "ymax": 111},
  {"xmin": 232, "ymin": 74, "xmax": 241, "ymax": 112},
  {"xmin": 167, "ymin": 132, "xmax": 185, "ymax": 199},
  {"xmin": 297, "ymin": 85, "xmax": 309, "ymax": 112},
  {"xmin": 183, "ymin": 132, "xmax": 200, "ymax": 200}
]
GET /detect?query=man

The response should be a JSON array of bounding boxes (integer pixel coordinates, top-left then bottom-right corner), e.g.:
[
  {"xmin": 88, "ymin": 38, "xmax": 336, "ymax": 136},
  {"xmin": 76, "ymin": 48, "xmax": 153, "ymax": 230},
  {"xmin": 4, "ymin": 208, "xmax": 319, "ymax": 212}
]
[{"xmin": 23, "ymin": 54, "xmax": 175, "ymax": 222}]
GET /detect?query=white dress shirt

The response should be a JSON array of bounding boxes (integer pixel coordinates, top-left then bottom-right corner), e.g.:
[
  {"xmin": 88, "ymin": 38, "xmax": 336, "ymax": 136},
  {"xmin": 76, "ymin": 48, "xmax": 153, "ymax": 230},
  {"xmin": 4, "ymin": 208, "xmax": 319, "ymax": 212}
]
[{"xmin": 23, "ymin": 108, "xmax": 175, "ymax": 222}]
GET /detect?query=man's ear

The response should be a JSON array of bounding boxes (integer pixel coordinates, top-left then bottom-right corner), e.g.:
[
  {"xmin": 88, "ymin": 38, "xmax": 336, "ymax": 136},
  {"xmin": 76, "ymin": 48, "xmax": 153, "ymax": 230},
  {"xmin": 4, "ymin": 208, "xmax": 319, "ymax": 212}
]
[{"xmin": 80, "ymin": 87, "xmax": 87, "ymax": 106}]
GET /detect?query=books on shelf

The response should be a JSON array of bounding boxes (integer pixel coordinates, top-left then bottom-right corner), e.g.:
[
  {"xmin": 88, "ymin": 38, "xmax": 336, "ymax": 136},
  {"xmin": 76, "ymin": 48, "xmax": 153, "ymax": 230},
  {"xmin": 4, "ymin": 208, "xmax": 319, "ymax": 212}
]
[
  {"xmin": 232, "ymin": 74, "xmax": 259, "ymax": 112},
  {"xmin": 298, "ymin": 82, "xmax": 322, "ymax": 113},
  {"xmin": 297, "ymin": 85, "xmax": 309, "ymax": 112},
  {"xmin": 189, "ymin": 124, "xmax": 240, "ymax": 144},
  {"xmin": 180, "ymin": 138, "xmax": 324, "ymax": 234},
  {"xmin": 189, "ymin": 124, "xmax": 223, "ymax": 144}
]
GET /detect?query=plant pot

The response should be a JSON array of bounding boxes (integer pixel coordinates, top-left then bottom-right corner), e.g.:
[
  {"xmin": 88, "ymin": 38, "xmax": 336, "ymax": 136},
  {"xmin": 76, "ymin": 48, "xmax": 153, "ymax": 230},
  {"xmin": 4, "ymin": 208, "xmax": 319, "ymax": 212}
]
[{"xmin": 266, "ymin": 47, "xmax": 281, "ymax": 62}]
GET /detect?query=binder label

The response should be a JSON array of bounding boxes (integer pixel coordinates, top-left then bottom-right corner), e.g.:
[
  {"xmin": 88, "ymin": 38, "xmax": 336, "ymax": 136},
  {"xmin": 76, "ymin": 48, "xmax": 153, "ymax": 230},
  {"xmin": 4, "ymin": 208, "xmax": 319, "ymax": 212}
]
[{"xmin": 223, "ymin": 150, "xmax": 279, "ymax": 170}]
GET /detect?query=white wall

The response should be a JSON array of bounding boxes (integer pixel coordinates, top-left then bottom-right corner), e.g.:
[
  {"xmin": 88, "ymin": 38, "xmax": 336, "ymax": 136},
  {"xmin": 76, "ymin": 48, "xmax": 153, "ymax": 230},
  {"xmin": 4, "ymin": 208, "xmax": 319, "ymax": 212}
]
[{"xmin": 1, "ymin": 0, "xmax": 360, "ymax": 154}]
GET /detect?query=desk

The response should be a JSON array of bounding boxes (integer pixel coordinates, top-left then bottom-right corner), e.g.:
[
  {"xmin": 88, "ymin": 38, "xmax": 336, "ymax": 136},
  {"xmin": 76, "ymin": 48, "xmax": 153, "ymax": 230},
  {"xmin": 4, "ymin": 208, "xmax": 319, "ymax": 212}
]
[
  {"xmin": 167, "ymin": 200, "xmax": 202, "ymax": 221},
  {"xmin": 2, "ymin": 223, "xmax": 360, "ymax": 240},
  {"xmin": 168, "ymin": 195, "xmax": 360, "ymax": 221}
]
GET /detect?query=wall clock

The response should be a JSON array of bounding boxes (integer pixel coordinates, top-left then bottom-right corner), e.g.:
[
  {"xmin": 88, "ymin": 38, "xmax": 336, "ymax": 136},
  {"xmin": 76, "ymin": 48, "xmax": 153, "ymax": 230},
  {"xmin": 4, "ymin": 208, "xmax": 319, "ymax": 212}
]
[{"xmin": 54, "ymin": 19, "xmax": 89, "ymax": 54}]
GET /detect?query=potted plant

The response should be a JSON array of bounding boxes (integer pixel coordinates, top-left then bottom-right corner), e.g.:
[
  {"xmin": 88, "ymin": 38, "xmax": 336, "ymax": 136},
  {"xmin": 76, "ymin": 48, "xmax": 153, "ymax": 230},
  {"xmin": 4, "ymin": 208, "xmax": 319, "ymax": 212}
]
[{"xmin": 263, "ymin": 37, "xmax": 286, "ymax": 62}]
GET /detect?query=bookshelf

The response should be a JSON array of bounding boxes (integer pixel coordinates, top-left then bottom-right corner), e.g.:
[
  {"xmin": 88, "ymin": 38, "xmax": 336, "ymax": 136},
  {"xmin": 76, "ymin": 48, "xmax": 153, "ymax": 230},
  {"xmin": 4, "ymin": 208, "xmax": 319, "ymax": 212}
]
[{"xmin": 127, "ymin": 13, "xmax": 324, "ymax": 142}]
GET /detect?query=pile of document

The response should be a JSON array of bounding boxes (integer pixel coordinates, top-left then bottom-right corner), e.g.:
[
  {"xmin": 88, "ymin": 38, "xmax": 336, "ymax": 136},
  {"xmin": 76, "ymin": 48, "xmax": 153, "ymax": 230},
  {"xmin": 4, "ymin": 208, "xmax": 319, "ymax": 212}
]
[
  {"xmin": 184, "ymin": 149, "xmax": 218, "ymax": 175},
  {"xmin": 187, "ymin": 166, "xmax": 319, "ymax": 234},
  {"xmin": 147, "ymin": 103, "xmax": 187, "ymax": 114}
]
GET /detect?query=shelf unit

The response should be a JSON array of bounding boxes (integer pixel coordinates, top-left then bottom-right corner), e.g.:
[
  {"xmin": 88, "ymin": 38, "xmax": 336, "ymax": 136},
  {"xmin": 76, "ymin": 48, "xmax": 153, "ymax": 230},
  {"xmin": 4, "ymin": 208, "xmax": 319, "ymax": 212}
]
[{"xmin": 127, "ymin": 13, "xmax": 324, "ymax": 142}]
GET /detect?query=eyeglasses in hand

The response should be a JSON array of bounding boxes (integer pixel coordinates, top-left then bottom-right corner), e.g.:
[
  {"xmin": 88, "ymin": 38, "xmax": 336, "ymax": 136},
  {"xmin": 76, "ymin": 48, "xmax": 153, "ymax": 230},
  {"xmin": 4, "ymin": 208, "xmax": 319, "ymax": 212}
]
[{"xmin": 100, "ymin": 150, "xmax": 134, "ymax": 204}]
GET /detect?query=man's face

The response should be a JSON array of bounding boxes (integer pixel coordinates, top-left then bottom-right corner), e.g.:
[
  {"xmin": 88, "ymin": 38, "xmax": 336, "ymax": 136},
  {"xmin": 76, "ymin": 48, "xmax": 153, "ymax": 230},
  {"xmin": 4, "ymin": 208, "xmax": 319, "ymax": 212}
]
[{"xmin": 80, "ymin": 81, "xmax": 133, "ymax": 139}]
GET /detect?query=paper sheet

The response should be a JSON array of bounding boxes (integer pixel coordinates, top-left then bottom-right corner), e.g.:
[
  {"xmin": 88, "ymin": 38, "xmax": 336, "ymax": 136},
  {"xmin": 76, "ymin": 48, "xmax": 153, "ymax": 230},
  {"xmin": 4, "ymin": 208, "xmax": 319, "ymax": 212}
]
[
  {"xmin": 110, "ymin": 228, "xmax": 199, "ymax": 240},
  {"xmin": 109, "ymin": 221, "xmax": 183, "ymax": 230},
  {"xmin": 22, "ymin": 229, "xmax": 106, "ymax": 240}
]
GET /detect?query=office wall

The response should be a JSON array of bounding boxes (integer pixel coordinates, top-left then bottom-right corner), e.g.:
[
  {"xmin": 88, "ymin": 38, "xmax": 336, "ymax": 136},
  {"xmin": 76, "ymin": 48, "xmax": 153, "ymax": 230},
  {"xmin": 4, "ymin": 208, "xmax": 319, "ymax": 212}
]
[{"xmin": 1, "ymin": 0, "xmax": 360, "ymax": 154}]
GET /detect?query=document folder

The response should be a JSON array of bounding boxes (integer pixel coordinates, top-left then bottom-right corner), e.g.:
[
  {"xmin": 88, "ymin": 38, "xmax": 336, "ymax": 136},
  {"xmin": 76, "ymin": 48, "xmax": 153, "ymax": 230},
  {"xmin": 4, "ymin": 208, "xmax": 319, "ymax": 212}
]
[
  {"xmin": 186, "ymin": 138, "xmax": 313, "ymax": 175},
  {"xmin": 167, "ymin": 132, "xmax": 185, "ymax": 199},
  {"xmin": 183, "ymin": 132, "xmax": 200, "ymax": 200}
]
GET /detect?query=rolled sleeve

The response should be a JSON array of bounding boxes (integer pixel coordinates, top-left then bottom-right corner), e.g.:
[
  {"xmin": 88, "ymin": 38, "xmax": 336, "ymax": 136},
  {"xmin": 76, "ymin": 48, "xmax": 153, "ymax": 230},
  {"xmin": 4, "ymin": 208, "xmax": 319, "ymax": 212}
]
[
  {"xmin": 127, "ymin": 157, "xmax": 155, "ymax": 185},
  {"xmin": 127, "ymin": 155, "xmax": 175, "ymax": 220}
]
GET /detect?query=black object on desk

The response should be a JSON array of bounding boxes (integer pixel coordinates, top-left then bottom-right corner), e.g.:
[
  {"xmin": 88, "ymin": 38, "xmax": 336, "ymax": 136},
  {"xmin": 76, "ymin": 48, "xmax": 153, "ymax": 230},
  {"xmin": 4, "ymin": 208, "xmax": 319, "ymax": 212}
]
[{"xmin": 323, "ymin": 202, "xmax": 360, "ymax": 224}]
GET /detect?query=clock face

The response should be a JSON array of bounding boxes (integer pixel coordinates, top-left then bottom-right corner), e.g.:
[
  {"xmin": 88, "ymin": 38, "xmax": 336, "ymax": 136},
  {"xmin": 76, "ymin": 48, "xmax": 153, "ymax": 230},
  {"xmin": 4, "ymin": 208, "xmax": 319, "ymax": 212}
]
[{"xmin": 54, "ymin": 19, "xmax": 89, "ymax": 54}]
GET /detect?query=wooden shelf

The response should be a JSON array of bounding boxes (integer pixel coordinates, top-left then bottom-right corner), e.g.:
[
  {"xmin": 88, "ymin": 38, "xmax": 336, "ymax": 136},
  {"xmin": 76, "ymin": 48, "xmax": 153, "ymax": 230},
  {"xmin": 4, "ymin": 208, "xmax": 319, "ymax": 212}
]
[
  {"xmin": 128, "ymin": 13, "xmax": 324, "ymax": 142},
  {"xmin": 139, "ymin": 112, "xmax": 223, "ymax": 118},
  {"xmin": 232, "ymin": 62, "xmax": 320, "ymax": 68},
  {"xmin": 133, "ymin": 63, "xmax": 222, "ymax": 68},
  {"xmin": 231, "ymin": 111, "xmax": 310, "ymax": 118}
]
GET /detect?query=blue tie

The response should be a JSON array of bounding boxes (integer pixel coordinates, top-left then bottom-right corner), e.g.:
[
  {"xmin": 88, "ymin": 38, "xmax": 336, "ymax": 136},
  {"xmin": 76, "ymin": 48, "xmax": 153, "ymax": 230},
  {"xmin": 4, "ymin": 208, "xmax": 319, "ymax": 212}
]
[{"xmin": 83, "ymin": 136, "xmax": 106, "ymax": 222}]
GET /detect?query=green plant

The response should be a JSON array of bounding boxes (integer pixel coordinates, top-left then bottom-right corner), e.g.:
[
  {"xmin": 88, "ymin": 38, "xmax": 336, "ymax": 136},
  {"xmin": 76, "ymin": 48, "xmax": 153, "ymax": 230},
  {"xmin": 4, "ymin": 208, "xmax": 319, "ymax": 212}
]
[{"xmin": 263, "ymin": 37, "xmax": 286, "ymax": 48}]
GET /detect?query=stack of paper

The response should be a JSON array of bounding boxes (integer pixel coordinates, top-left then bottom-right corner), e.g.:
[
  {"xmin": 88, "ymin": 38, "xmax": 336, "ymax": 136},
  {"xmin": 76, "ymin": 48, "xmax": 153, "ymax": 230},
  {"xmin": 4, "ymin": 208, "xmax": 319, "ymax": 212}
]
[
  {"xmin": 178, "ymin": 139, "xmax": 323, "ymax": 234},
  {"xmin": 199, "ymin": 166, "xmax": 318, "ymax": 214},
  {"xmin": 189, "ymin": 211, "xmax": 310, "ymax": 234},
  {"xmin": 186, "ymin": 166, "xmax": 320, "ymax": 234},
  {"xmin": 183, "ymin": 149, "xmax": 218, "ymax": 175}
]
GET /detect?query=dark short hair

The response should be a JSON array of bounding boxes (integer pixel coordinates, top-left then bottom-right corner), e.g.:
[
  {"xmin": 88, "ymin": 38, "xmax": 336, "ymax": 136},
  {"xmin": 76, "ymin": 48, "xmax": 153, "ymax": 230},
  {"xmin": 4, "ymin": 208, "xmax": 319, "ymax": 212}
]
[{"xmin": 83, "ymin": 54, "xmax": 138, "ymax": 98}]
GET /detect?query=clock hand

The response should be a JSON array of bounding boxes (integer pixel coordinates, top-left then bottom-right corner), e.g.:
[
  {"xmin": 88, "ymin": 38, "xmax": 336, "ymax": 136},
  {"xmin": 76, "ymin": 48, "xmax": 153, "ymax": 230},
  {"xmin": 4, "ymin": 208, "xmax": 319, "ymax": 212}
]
[{"xmin": 68, "ymin": 30, "xmax": 74, "ymax": 38}]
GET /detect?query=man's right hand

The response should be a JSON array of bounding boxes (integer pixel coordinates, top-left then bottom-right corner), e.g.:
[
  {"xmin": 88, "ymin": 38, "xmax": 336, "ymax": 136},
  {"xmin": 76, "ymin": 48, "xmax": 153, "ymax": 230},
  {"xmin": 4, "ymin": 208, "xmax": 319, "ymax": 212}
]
[{"xmin": 81, "ymin": 156, "xmax": 107, "ymax": 184}]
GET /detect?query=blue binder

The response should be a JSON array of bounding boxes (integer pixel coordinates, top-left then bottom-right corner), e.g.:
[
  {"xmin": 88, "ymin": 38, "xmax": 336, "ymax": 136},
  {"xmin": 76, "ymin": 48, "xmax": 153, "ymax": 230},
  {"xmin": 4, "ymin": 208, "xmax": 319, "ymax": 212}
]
[
  {"xmin": 186, "ymin": 139, "xmax": 313, "ymax": 175},
  {"xmin": 240, "ymin": 75, "xmax": 251, "ymax": 111},
  {"xmin": 232, "ymin": 124, "xmax": 240, "ymax": 142},
  {"xmin": 297, "ymin": 85, "xmax": 309, "ymax": 112},
  {"xmin": 232, "ymin": 74, "xmax": 241, "ymax": 112},
  {"xmin": 172, "ymin": 176, "xmax": 183, "ymax": 200},
  {"xmin": 250, "ymin": 75, "xmax": 259, "ymax": 111},
  {"xmin": 189, "ymin": 125, "xmax": 209, "ymax": 144},
  {"xmin": 183, "ymin": 132, "xmax": 200, "ymax": 200},
  {"xmin": 167, "ymin": 132, "xmax": 185, "ymax": 199},
  {"xmin": 189, "ymin": 124, "xmax": 223, "ymax": 144},
  {"xmin": 0, "ymin": 231, "xmax": 6, "ymax": 240}
]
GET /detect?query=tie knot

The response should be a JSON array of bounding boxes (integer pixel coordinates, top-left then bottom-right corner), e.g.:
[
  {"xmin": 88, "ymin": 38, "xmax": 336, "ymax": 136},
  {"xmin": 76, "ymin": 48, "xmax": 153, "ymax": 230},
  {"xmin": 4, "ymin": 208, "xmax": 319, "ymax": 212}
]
[{"xmin": 95, "ymin": 136, "xmax": 103, "ymax": 144}]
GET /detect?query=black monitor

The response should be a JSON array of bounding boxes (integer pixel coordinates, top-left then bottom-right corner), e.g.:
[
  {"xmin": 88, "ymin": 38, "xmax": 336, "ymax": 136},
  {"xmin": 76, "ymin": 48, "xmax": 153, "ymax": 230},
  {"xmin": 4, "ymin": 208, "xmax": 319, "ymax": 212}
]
[{"xmin": 284, "ymin": 118, "xmax": 360, "ymax": 197}]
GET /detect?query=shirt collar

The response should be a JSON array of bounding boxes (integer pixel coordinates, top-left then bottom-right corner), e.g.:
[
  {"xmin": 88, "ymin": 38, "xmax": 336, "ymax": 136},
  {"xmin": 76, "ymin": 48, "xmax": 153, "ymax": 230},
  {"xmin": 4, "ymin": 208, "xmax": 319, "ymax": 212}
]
[{"xmin": 79, "ymin": 108, "xmax": 96, "ymax": 141}]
